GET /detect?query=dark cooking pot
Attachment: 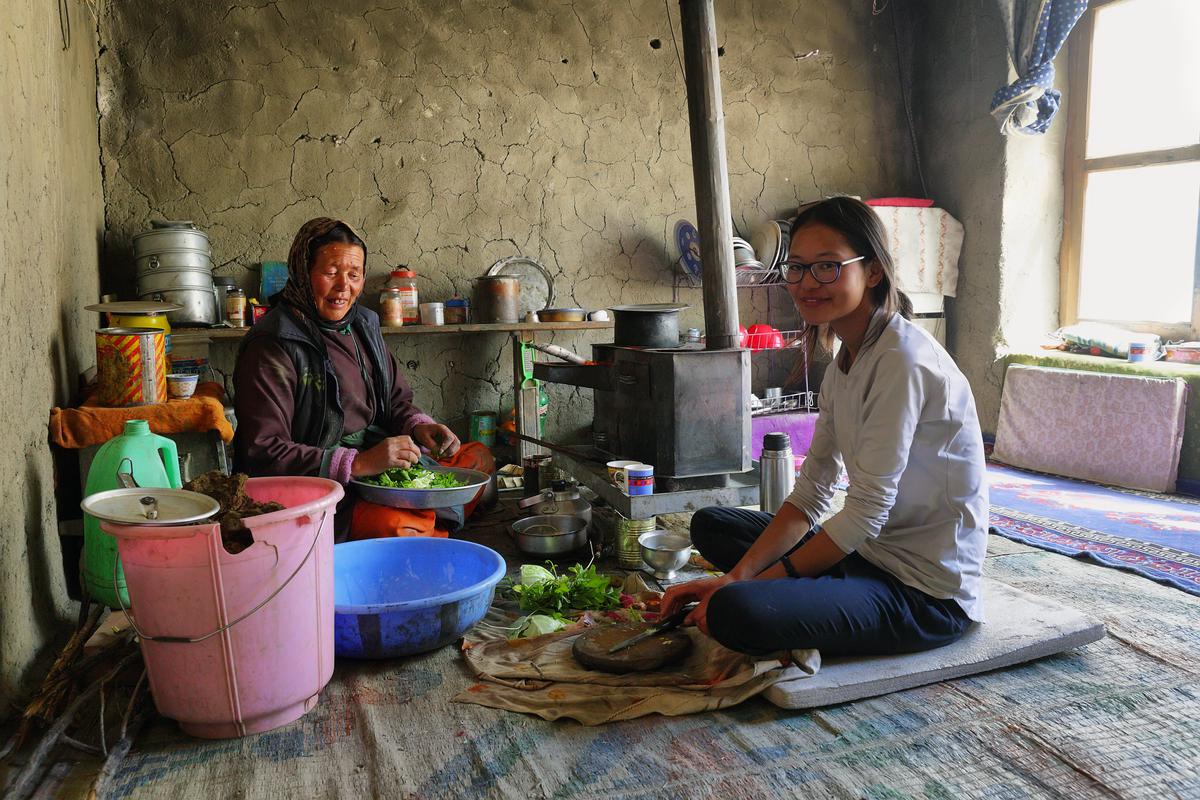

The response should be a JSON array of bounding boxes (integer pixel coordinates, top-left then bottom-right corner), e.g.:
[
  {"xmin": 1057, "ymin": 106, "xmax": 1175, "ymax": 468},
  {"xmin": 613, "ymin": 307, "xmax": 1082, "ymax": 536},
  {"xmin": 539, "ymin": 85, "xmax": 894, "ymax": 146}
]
[{"xmin": 610, "ymin": 304, "xmax": 688, "ymax": 348}]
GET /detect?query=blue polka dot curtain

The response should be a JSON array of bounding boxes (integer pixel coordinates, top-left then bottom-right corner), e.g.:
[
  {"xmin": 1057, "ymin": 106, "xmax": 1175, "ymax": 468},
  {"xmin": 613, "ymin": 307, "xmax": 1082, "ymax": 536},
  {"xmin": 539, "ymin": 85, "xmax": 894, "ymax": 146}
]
[{"xmin": 991, "ymin": 0, "xmax": 1089, "ymax": 135}]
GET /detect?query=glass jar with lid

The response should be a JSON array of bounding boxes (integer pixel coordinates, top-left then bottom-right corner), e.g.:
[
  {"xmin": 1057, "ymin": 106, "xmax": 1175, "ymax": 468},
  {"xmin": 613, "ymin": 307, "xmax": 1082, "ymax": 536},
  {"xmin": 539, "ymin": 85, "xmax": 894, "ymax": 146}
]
[
  {"xmin": 379, "ymin": 287, "xmax": 405, "ymax": 327},
  {"xmin": 386, "ymin": 268, "xmax": 419, "ymax": 324}
]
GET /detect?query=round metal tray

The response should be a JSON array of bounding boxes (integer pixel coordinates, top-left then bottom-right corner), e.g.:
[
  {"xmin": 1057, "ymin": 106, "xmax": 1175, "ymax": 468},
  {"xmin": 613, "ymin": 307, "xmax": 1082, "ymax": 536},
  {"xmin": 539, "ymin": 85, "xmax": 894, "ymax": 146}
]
[{"xmin": 350, "ymin": 466, "xmax": 490, "ymax": 510}]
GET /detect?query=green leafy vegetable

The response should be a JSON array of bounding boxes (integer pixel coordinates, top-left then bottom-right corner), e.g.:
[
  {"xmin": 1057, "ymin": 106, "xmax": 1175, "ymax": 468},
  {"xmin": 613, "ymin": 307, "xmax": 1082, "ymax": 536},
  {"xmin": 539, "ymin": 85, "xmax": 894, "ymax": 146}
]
[
  {"xmin": 502, "ymin": 561, "xmax": 622, "ymax": 620},
  {"xmin": 519, "ymin": 564, "xmax": 555, "ymax": 586},
  {"xmin": 510, "ymin": 614, "xmax": 567, "ymax": 639},
  {"xmin": 360, "ymin": 465, "xmax": 467, "ymax": 489}
]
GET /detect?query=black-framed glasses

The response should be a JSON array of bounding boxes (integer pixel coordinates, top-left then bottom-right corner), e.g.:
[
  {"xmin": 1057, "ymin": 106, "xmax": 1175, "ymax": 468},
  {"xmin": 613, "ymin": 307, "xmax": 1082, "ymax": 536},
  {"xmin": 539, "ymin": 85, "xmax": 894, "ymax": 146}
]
[{"xmin": 780, "ymin": 255, "xmax": 866, "ymax": 285}]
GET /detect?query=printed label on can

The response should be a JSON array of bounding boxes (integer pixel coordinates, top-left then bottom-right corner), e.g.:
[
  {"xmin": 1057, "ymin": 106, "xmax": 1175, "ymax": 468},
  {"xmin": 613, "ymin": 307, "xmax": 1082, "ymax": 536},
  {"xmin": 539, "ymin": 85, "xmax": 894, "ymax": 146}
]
[
  {"xmin": 469, "ymin": 411, "xmax": 498, "ymax": 446},
  {"xmin": 95, "ymin": 328, "xmax": 166, "ymax": 406}
]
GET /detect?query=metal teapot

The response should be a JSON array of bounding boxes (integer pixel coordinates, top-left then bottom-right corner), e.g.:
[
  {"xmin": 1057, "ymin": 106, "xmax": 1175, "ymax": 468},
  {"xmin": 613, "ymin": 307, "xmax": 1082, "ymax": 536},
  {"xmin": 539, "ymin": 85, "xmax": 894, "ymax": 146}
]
[{"xmin": 517, "ymin": 480, "xmax": 591, "ymax": 525}]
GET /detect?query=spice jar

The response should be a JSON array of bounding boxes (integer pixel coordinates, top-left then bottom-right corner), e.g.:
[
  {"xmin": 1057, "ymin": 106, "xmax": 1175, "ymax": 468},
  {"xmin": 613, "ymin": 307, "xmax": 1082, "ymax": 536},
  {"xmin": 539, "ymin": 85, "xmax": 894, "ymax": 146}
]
[
  {"xmin": 445, "ymin": 295, "xmax": 469, "ymax": 325},
  {"xmin": 379, "ymin": 287, "xmax": 405, "ymax": 327},
  {"xmin": 386, "ymin": 268, "xmax": 419, "ymax": 324},
  {"xmin": 225, "ymin": 286, "xmax": 247, "ymax": 328}
]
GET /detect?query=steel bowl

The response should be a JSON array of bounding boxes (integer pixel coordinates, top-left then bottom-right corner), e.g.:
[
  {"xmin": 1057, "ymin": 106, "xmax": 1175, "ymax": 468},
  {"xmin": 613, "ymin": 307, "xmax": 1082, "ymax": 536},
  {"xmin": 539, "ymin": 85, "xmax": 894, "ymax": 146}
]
[
  {"xmin": 538, "ymin": 307, "xmax": 587, "ymax": 322},
  {"xmin": 510, "ymin": 514, "xmax": 589, "ymax": 556},
  {"xmin": 350, "ymin": 467, "xmax": 490, "ymax": 510},
  {"xmin": 638, "ymin": 531, "xmax": 693, "ymax": 580}
]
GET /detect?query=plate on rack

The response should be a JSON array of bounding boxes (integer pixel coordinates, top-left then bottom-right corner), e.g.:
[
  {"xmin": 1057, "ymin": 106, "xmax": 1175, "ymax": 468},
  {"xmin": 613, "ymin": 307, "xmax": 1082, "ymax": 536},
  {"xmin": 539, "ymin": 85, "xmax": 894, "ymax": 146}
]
[{"xmin": 673, "ymin": 220, "xmax": 703, "ymax": 278}]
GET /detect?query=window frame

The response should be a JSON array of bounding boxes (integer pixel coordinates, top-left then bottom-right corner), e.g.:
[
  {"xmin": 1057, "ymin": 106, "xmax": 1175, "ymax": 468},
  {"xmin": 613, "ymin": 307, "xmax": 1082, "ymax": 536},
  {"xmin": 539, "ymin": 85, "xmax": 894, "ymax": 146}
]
[{"xmin": 1061, "ymin": 0, "xmax": 1200, "ymax": 339}]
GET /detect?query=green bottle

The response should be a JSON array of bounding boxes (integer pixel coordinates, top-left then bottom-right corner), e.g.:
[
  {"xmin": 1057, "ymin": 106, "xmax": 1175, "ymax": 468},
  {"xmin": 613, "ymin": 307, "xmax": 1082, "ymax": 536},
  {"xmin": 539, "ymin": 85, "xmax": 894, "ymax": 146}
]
[{"xmin": 82, "ymin": 420, "xmax": 181, "ymax": 608}]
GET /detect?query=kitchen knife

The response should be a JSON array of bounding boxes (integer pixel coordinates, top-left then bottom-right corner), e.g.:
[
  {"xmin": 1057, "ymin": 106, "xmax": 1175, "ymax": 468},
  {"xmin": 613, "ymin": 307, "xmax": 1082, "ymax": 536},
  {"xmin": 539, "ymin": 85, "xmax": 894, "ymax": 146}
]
[{"xmin": 606, "ymin": 604, "xmax": 696, "ymax": 654}]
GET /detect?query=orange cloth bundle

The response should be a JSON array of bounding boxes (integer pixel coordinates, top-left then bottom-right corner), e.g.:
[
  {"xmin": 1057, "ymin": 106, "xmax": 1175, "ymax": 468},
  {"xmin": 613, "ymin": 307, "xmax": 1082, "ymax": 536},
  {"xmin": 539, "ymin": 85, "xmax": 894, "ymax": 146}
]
[{"xmin": 49, "ymin": 381, "xmax": 234, "ymax": 449}]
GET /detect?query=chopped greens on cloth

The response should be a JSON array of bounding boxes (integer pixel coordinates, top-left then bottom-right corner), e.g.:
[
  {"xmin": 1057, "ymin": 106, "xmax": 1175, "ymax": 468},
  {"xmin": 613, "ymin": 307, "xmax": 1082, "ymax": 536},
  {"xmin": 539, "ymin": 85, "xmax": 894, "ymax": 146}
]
[{"xmin": 360, "ymin": 465, "xmax": 466, "ymax": 489}]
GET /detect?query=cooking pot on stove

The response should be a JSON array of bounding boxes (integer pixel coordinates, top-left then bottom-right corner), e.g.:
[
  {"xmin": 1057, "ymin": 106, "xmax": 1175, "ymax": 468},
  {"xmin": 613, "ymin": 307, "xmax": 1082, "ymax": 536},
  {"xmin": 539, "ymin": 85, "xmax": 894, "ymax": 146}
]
[
  {"xmin": 517, "ymin": 480, "xmax": 591, "ymax": 525},
  {"xmin": 610, "ymin": 304, "xmax": 689, "ymax": 348}
]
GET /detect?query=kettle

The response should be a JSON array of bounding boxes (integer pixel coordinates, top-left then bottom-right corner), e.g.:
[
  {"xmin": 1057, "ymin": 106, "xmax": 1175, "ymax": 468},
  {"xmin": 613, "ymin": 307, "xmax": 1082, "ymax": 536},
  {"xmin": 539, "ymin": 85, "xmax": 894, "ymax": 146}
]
[{"xmin": 518, "ymin": 480, "xmax": 591, "ymax": 525}]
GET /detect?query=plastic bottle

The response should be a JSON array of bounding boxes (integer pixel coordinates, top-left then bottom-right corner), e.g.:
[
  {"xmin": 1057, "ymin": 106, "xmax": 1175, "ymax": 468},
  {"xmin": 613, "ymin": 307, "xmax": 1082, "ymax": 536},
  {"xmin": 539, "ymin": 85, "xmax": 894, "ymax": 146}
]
[
  {"xmin": 386, "ymin": 268, "xmax": 419, "ymax": 324},
  {"xmin": 83, "ymin": 420, "xmax": 182, "ymax": 607},
  {"xmin": 759, "ymin": 432, "xmax": 795, "ymax": 514}
]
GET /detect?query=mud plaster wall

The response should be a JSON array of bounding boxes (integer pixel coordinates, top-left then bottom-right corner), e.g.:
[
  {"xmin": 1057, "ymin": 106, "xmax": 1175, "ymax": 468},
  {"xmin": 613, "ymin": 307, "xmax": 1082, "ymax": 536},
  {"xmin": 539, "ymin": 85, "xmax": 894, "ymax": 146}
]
[
  {"xmin": 911, "ymin": 0, "xmax": 1064, "ymax": 431},
  {"xmin": 1, "ymin": 1, "xmax": 104, "ymax": 712},
  {"xmin": 98, "ymin": 0, "xmax": 919, "ymax": 438}
]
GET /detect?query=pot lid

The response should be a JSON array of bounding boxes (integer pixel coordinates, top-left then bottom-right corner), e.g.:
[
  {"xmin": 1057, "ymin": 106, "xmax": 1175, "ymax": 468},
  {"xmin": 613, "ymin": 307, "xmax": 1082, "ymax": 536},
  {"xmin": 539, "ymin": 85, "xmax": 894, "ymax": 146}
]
[
  {"xmin": 610, "ymin": 304, "xmax": 690, "ymax": 314},
  {"xmin": 85, "ymin": 300, "xmax": 183, "ymax": 315},
  {"xmin": 82, "ymin": 488, "xmax": 220, "ymax": 526},
  {"xmin": 540, "ymin": 307, "xmax": 585, "ymax": 314}
]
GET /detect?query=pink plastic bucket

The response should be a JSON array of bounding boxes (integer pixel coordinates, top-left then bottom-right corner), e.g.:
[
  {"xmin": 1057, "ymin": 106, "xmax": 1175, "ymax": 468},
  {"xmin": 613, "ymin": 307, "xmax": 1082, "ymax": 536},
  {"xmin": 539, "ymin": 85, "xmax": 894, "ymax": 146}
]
[{"xmin": 102, "ymin": 477, "xmax": 344, "ymax": 738}]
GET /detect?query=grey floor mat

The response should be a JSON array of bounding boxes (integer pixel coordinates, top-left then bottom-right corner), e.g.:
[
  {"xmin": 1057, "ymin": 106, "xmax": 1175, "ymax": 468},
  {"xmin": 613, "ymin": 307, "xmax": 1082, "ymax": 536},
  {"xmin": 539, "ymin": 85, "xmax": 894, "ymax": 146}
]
[{"xmin": 763, "ymin": 579, "xmax": 1106, "ymax": 709}]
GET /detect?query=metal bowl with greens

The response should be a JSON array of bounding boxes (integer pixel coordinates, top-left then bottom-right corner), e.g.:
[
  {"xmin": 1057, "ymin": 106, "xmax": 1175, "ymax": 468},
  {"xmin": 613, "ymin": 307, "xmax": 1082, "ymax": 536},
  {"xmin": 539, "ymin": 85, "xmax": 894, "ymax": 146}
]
[{"xmin": 351, "ymin": 464, "xmax": 490, "ymax": 510}]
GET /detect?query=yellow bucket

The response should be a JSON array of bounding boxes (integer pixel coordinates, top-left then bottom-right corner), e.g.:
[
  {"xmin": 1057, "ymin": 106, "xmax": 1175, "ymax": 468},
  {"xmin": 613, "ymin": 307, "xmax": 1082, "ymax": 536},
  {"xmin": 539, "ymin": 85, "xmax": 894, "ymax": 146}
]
[{"xmin": 109, "ymin": 312, "xmax": 172, "ymax": 359}]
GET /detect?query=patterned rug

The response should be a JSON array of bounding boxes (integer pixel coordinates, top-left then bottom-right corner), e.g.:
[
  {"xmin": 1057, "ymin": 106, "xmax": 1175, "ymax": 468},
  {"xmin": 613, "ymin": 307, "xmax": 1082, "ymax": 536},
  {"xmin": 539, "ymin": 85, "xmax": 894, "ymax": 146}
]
[{"xmin": 988, "ymin": 461, "xmax": 1200, "ymax": 596}]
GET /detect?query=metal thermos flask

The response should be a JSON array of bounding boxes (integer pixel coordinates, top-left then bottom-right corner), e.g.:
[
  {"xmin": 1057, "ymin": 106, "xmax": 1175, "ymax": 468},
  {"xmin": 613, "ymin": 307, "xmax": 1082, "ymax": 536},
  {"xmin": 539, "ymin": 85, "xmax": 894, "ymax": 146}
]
[{"xmin": 759, "ymin": 432, "xmax": 795, "ymax": 514}]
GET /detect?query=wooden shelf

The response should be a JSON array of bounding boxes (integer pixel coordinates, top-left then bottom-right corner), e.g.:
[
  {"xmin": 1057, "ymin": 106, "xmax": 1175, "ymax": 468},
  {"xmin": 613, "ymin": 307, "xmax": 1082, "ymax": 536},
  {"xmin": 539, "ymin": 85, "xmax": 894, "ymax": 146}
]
[{"xmin": 172, "ymin": 320, "xmax": 613, "ymax": 344}]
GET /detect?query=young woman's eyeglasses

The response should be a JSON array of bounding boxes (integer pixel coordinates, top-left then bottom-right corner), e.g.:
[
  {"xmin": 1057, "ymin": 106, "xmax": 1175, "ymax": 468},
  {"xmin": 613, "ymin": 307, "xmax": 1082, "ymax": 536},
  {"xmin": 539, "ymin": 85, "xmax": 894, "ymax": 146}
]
[{"xmin": 780, "ymin": 255, "xmax": 866, "ymax": 285}]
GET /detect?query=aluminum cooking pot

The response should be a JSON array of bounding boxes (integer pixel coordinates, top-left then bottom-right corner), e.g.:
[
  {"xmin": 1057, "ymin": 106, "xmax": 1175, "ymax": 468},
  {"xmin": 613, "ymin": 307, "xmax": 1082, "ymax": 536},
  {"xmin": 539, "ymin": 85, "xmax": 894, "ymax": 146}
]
[
  {"xmin": 134, "ymin": 219, "xmax": 213, "ymax": 256},
  {"xmin": 517, "ymin": 483, "xmax": 591, "ymax": 525},
  {"xmin": 610, "ymin": 304, "xmax": 689, "ymax": 348},
  {"xmin": 510, "ymin": 514, "xmax": 589, "ymax": 556}
]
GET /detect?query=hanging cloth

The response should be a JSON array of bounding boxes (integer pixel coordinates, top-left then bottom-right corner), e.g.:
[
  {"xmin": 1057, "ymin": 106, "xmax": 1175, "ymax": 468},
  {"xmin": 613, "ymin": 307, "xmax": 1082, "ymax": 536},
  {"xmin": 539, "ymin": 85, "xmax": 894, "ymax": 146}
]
[{"xmin": 990, "ymin": 0, "xmax": 1089, "ymax": 135}]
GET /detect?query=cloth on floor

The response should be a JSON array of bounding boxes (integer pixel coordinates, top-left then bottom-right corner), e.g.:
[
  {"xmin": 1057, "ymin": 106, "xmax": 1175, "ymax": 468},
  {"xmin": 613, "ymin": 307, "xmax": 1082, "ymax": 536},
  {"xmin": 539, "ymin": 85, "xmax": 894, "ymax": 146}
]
[
  {"xmin": 49, "ymin": 381, "xmax": 233, "ymax": 449},
  {"xmin": 349, "ymin": 441, "xmax": 494, "ymax": 539},
  {"xmin": 453, "ymin": 574, "xmax": 819, "ymax": 725},
  {"xmin": 988, "ymin": 461, "xmax": 1200, "ymax": 596}
]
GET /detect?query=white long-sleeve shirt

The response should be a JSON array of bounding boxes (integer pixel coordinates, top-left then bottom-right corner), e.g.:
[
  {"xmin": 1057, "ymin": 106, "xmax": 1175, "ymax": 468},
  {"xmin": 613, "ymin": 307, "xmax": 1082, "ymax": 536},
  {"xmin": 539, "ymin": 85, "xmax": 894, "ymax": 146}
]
[{"xmin": 785, "ymin": 312, "xmax": 988, "ymax": 621}]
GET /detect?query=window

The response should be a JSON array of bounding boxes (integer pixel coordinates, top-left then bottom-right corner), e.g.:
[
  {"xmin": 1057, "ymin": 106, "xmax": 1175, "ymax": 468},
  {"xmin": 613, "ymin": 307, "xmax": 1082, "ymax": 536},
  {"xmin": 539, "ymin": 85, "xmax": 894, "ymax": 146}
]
[{"xmin": 1062, "ymin": 0, "xmax": 1200, "ymax": 339}]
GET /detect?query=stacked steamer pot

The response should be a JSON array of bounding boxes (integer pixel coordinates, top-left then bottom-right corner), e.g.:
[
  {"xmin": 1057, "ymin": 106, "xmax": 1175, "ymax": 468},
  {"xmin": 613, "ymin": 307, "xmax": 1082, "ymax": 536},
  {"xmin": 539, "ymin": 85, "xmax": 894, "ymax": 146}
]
[{"xmin": 134, "ymin": 221, "xmax": 219, "ymax": 327}]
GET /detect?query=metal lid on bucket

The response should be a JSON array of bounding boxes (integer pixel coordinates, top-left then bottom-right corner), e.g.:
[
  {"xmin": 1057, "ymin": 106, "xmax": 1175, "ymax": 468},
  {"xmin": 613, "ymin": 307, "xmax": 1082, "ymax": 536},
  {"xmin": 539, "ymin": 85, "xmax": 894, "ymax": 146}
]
[{"xmin": 82, "ymin": 488, "xmax": 220, "ymax": 526}]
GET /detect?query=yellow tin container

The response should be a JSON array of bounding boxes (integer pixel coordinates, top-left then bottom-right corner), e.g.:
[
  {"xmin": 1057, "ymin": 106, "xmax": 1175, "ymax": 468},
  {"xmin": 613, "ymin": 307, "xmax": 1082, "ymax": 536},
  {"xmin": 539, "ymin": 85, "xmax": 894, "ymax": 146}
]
[{"xmin": 615, "ymin": 515, "xmax": 657, "ymax": 569}]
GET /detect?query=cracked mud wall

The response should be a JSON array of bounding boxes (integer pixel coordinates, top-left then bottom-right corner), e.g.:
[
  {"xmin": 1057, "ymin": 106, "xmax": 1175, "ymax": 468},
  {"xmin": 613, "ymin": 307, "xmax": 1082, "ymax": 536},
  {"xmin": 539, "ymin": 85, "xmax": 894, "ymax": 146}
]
[
  {"xmin": 1, "ymin": 1, "xmax": 104, "ymax": 713},
  {"xmin": 98, "ymin": 0, "xmax": 918, "ymax": 436},
  {"xmin": 911, "ymin": 0, "xmax": 1064, "ymax": 432}
]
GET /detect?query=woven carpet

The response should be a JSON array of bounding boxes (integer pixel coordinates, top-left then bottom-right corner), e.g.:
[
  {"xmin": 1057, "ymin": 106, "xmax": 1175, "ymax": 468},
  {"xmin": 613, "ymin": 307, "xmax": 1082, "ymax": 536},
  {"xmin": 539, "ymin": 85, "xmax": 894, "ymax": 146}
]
[{"xmin": 988, "ymin": 461, "xmax": 1200, "ymax": 596}]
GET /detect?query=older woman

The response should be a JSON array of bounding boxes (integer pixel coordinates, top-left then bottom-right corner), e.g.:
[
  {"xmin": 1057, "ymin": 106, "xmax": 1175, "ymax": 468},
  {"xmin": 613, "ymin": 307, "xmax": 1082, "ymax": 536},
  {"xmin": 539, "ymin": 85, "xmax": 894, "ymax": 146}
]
[{"xmin": 233, "ymin": 217, "xmax": 492, "ymax": 537}]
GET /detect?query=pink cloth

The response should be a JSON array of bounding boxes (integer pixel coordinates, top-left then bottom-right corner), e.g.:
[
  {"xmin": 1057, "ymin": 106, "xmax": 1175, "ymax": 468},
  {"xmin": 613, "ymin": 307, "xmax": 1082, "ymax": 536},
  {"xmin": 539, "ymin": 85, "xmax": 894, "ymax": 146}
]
[{"xmin": 994, "ymin": 365, "xmax": 1188, "ymax": 493}]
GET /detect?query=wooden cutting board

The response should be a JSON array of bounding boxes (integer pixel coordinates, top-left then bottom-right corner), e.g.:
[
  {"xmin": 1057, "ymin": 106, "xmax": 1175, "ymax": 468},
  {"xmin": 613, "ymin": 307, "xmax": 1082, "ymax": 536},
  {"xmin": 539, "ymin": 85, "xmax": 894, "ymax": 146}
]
[{"xmin": 571, "ymin": 622, "xmax": 692, "ymax": 674}]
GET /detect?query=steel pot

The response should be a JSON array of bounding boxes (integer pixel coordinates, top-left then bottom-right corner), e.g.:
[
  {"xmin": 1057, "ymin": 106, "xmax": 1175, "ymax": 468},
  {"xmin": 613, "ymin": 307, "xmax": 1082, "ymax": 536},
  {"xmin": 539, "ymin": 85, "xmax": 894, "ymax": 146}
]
[
  {"xmin": 133, "ymin": 221, "xmax": 211, "ymax": 257},
  {"xmin": 538, "ymin": 308, "xmax": 587, "ymax": 322},
  {"xmin": 610, "ymin": 304, "xmax": 688, "ymax": 348},
  {"xmin": 137, "ymin": 287, "xmax": 219, "ymax": 327},
  {"xmin": 510, "ymin": 514, "xmax": 589, "ymax": 556},
  {"xmin": 136, "ymin": 249, "xmax": 214, "ymax": 275},
  {"xmin": 474, "ymin": 275, "xmax": 520, "ymax": 323},
  {"xmin": 518, "ymin": 483, "xmax": 592, "ymax": 525}
]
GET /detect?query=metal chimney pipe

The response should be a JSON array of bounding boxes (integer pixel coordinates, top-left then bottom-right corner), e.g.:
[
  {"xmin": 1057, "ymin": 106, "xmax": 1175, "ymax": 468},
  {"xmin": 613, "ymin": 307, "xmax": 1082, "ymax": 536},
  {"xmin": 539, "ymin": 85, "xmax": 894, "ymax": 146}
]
[{"xmin": 679, "ymin": 0, "xmax": 739, "ymax": 351}]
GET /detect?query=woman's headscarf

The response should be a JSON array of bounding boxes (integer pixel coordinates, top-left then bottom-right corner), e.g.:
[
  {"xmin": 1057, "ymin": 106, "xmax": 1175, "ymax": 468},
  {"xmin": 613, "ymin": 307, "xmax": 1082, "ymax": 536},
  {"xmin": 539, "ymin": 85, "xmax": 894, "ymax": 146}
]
[{"xmin": 281, "ymin": 217, "xmax": 367, "ymax": 331}]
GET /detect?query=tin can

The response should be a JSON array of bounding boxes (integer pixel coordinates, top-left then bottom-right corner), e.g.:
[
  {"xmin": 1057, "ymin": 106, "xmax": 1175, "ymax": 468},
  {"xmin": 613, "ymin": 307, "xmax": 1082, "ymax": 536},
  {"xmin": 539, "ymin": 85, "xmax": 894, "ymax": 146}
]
[
  {"xmin": 469, "ymin": 410, "xmax": 498, "ymax": 446},
  {"xmin": 1127, "ymin": 342, "xmax": 1150, "ymax": 362},
  {"xmin": 615, "ymin": 516, "xmax": 657, "ymax": 569},
  {"xmin": 95, "ymin": 327, "xmax": 167, "ymax": 406}
]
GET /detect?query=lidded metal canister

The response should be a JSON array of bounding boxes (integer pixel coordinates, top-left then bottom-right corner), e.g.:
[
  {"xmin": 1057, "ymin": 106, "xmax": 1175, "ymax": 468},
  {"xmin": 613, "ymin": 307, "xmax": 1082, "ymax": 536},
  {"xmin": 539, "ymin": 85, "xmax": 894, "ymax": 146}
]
[
  {"xmin": 759, "ymin": 432, "xmax": 795, "ymax": 514},
  {"xmin": 474, "ymin": 275, "xmax": 520, "ymax": 324}
]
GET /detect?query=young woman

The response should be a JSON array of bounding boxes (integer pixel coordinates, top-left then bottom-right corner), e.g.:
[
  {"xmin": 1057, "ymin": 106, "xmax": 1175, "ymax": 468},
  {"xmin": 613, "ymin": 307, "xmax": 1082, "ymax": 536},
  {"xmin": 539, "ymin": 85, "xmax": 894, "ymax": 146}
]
[{"xmin": 661, "ymin": 197, "xmax": 988, "ymax": 657}]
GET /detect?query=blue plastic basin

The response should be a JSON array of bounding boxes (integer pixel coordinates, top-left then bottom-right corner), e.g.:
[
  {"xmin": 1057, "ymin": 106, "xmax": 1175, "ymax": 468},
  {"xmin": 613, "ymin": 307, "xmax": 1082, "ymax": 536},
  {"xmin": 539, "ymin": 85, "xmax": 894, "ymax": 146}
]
[{"xmin": 333, "ymin": 538, "xmax": 506, "ymax": 658}]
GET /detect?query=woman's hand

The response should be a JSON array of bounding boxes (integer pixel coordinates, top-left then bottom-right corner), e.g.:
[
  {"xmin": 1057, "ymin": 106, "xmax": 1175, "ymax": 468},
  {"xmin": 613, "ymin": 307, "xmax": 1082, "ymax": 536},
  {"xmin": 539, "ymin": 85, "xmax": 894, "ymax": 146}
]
[
  {"xmin": 660, "ymin": 576, "xmax": 730, "ymax": 637},
  {"xmin": 350, "ymin": 435, "xmax": 422, "ymax": 477},
  {"xmin": 412, "ymin": 423, "xmax": 460, "ymax": 460}
]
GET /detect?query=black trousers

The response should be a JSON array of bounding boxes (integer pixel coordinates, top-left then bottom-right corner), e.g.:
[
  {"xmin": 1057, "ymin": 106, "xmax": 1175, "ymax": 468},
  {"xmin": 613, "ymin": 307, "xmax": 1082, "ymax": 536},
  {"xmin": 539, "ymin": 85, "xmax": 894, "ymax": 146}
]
[{"xmin": 692, "ymin": 506, "xmax": 972, "ymax": 657}]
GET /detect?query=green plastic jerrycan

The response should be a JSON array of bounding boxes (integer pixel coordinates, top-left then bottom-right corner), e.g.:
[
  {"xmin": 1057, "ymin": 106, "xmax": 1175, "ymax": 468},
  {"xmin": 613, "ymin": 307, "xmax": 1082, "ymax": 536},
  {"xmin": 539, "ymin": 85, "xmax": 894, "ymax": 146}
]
[{"xmin": 83, "ymin": 420, "xmax": 181, "ymax": 608}]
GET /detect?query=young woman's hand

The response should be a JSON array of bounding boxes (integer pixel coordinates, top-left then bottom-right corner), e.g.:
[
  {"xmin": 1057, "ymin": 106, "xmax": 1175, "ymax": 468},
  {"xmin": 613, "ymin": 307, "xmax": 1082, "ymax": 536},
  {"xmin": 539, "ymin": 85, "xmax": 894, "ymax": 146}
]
[
  {"xmin": 350, "ymin": 435, "xmax": 422, "ymax": 477},
  {"xmin": 660, "ymin": 576, "xmax": 730, "ymax": 636},
  {"xmin": 412, "ymin": 423, "xmax": 461, "ymax": 460}
]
